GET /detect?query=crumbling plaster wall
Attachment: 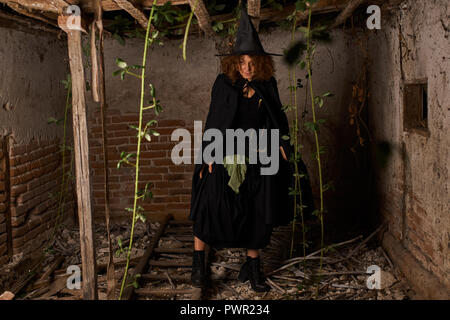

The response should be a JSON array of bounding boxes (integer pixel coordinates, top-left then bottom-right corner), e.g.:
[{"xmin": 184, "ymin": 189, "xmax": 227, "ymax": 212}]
[
  {"xmin": 0, "ymin": 27, "xmax": 70, "ymax": 143},
  {"xmin": 367, "ymin": 0, "xmax": 449, "ymax": 298}
]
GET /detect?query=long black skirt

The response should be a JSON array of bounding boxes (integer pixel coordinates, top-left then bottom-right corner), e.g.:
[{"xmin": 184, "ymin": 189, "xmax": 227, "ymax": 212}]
[{"xmin": 190, "ymin": 161, "xmax": 273, "ymax": 250}]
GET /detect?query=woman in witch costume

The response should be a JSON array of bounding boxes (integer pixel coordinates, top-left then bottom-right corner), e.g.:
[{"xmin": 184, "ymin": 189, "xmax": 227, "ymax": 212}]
[{"xmin": 188, "ymin": 3, "xmax": 314, "ymax": 293}]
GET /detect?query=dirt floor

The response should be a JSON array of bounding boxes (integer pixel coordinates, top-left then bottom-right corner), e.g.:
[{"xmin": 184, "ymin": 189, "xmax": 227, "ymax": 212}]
[{"xmin": 0, "ymin": 218, "xmax": 416, "ymax": 300}]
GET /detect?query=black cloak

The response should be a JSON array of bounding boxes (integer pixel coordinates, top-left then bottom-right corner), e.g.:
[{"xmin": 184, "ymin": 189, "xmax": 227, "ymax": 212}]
[{"xmin": 189, "ymin": 73, "xmax": 314, "ymax": 233}]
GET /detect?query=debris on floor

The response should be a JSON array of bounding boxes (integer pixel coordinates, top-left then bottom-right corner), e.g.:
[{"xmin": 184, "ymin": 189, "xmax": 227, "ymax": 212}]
[{"xmin": 0, "ymin": 219, "xmax": 415, "ymax": 300}]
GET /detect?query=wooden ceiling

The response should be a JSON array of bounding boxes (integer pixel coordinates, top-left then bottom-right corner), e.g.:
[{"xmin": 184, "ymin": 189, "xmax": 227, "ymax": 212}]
[
  {"xmin": 0, "ymin": 0, "xmax": 350, "ymax": 27},
  {"xmin": 0, "ymin": 0, "xmax": 401, "ymax": 36}
]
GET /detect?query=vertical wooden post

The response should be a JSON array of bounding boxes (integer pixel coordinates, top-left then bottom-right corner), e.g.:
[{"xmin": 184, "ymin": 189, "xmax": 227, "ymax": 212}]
[
  {"xmin": 58, "ymin": 15, "xmax": 98, "ymax": 300},
  {"xmin": 94, "ymin": 0, "xmax": 116, "ymax": 300}
]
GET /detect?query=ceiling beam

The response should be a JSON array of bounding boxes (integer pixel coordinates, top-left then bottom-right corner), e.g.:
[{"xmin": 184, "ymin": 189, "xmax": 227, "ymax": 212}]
[
  {"xmin": 247, "ymin": 0, "xmax": 261, "ymax": 31},
  {"xmin": 6, "ymin": 2, "xmax": 59, "ymax": 27},
  {"xmin": 0, "ymin": 9, "xmax": 61, "ymax": 34},
  {"xmin": 92, "ymin": 0, "xmax": 188, "ymax": 12},
  {"xmin": 331, "ymin": 0, "xmax": 365, "ymax": 28},
  {"xmin": 112, "ymin": 0, "xmax": 148, "ymax": 29},
  {"xmin": 187, "ymin": 0, "xmax": 213, "ymax": 37},
  {"xmin": 0, "ymin": 0, "xmax": 68, "ymax": 13}
]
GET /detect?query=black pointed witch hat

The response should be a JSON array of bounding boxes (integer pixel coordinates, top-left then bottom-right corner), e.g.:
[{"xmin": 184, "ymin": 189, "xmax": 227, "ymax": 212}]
[{"xmin": 215, "ymin": 0, "xmax": 283, "ymax": 57}]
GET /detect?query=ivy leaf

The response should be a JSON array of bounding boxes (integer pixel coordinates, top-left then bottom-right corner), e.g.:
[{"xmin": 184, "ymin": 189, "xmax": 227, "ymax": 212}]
[
  {"xmin": 116, "ymin": 58, "xmax": 128, "ymax": 69},
  {"xmin": 47, "ymin": 117, "xmax": 63, "ymax": 125},
  {"xmin": 154, "ymin": 101, "xmax": 163, "ymax": 115},
  {"xmin": 314, "ymin": 96, "xmax": 324, "ymax": 108},
  {"xmin": 113, "ymin": 69, "xmax": 122, "ymax": 77},
  {"xmin": 146, "ymin": 120, "xmax": 157, "ymax": 127},
  {"xmin": 149, "ymin": 84, "xmax": 156, "ymax": 97},
  {"xmin": 149, "ymin": 129, "xmax": 160, "ymax": 136},
  {"xmin": 305, "ymin": 121, "xmax": 318, "ymax": 132}
]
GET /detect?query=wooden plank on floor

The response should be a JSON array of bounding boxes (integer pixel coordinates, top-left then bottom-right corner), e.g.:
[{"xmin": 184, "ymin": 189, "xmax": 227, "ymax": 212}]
[{"xmin": 122, "ymin": 213, "xmax": 173, "ymax": 300}]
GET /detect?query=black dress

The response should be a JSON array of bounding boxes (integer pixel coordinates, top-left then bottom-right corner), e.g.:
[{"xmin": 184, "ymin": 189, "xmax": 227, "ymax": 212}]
[{"xmin": 192, "ymin": 89, "xmax": 273, "ymax": 249}]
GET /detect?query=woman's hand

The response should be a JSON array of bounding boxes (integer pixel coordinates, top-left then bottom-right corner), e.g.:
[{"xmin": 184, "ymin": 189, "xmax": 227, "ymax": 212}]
[
  {"xmin": 199, "ymin": 162, "xmax": 213, "ymax": 179},
  {"xmin": 280, "ymin": 146, "xmax": 288, "ymax": 161}
]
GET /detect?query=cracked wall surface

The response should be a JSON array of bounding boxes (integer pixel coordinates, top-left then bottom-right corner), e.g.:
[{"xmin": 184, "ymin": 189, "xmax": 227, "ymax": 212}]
[
  {"xmin": 0, "ymin": 25, "xmax": 75, "ymax": 264},
  {"xmin": 367, "ymin": 0, "xmax": 449, "ymax": 298}
]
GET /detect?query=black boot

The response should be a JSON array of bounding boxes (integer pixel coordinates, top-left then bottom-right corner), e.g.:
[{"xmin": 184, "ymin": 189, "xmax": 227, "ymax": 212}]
[
  {"xmin": 191, "ymin": 250, "xmax": 206, "ymax": 287},
  {"xmin": 238, "ymin": 256, "xmax": 271, "ymax": 292}
]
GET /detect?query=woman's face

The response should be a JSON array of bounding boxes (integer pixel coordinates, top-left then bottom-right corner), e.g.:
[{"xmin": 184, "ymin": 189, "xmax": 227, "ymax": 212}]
[{"xmin": 238, "ymin": 55, "xmax": 255, "ymax": 81}]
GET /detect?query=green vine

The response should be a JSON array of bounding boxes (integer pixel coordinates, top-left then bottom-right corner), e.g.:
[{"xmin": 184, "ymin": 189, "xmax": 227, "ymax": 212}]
[
  {"xmin": 46, "ymin": 74, "xmax": 75, "ymax": 249},
  {"xmin": 182, "ymin": 0, "xmax": 199, "ymax": 61},
  {"xmin": 116, "ymin": 0, "xmax": 160, "ymax": 300},
  {"xmin": 303, "ymin": 3, "xmax": 328, "ymax": 297},
  {"xmin": 284, "ymin": 0, "xmax": 335, "ymax": 297},
  {"xmin": 286, "ymin": 12, "xmax": 308, "ymax": 270}
]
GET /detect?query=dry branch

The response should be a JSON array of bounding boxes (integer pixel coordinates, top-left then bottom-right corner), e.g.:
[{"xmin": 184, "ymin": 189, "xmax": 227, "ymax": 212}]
[
  {"xmin": 90, "ymin": 22, "xmax": 100, "ymax": 102},
  {"xmin": 0, "ymin": 0, "xmax": 65, "ymax": 13},
  {"xmin": 112, "ymin": 0, "xmax": 148, "ymax": 29},
  {"xmin": 331, "ymin": 0, "xmax": 365, "ymax": 28},
  {"xmin": 188, "ymin": 0, "xmax": 214, "ymax": 37},
  {"xmin": 221, "ymin": 282, "xmax": 244, "ymax": 299},
  {"xmin": 122, "ymin": 214, "xmax": 173, "ymax": 300},
  {"xmin": 6, "ymin": 2, "xmax": 59, "ymax": 27},
  {"xmin": 266, "ymin": 277, "xmax": 286, "ymax": 294}
]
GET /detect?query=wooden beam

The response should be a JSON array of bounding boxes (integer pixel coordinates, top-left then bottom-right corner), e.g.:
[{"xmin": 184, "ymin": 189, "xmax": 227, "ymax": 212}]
[
  {"xmin": 247, "ymin": 0, "xmax": 261, "ymax": 31},
  {"xmin": 58, "ymin": 14, "xmax": 98, "ymax": 300},
  {"xmin": 112, "ymin": 0, "xmax": 148, "ymax": 29},
  {"xmin": 90, "ymin": 21, "xmax": 100, "ymax": 102},
  {"xmin": 188, "ymin": 0, "xmax": 214, "ymax": 37},
  {"xmin": 94, "ymin": 0, "xmax": 116, "ymax": 300},
  {"xmin": 0, "ymin": 10, "xmax": 61, "ymax": 34},
  {"xmin": 209, "ymin": 1, "xmax": 349, "ymax": 25},
  {"xmin": 6, "ymin": 2, "xmax": 60, "ymax": 27},
  {"xmin": 331, "ymin": 0, "xmax": 365, "ymax": 28},
  {"xmin": 0, "ymin": 0, "xmax": 67, "ymax": 13},
  {"xmin": 81, "ymin": 0, "xmax": 188, "ymax": 12},
  {"xmin": 122, "ymin": 214, "xmax": 173, "ymax": 300}
]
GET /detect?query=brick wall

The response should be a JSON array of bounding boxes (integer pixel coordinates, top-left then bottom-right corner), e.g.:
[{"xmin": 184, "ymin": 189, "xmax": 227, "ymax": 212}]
[
  {"xmin": 8, "ymin": 139, "xmax": 75, "ymax": 260},
  {"xmin": 0, "ymin": 138, "xmax": 8, "ymax": 265},
  {"xmin": 88, "ymin": 109, "xmax": 195, "ymax": 221}
]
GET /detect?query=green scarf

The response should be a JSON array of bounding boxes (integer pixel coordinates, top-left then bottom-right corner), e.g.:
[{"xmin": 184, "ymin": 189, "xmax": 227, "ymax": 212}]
[{"xmin": 223, "ymin": 154, "xmax": 248, "ymax": 194}]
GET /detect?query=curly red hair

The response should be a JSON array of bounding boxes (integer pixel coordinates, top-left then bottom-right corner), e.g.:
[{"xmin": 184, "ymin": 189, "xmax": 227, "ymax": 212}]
[{"xmin": 220, "ymin": 54, "xmax": 275, "ymax": 84}]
